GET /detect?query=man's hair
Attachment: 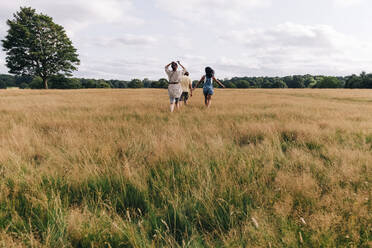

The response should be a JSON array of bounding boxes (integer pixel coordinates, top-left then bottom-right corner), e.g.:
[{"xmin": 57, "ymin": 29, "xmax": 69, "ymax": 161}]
[
  {"xmin": 184, "ymin": 71, "xmax": 189, "ymax": 76},
  {"xmin": 205, "ymin": 67, "xmax": 214, "ymax": 78}
]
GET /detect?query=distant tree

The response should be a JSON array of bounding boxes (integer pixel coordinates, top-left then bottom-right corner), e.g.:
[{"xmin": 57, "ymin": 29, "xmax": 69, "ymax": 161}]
[
  {"xmin": 0, "ymin": 74, "xmax": 15, "ymax": 87},
  {"xmin": 262, "ymin": 78, "xmax": 273, "ymax": 88},
  {"xmin": 29, "ymin": 77, "xmax": 43, "ymax": 89},
  {"xmin": 228, "ymin": 82, "xmax": 237, "ymax": 88},
  {"xmin": 191, "ymin": 80, "xmax": 199, "ymax": 88},
  {"xmin": 272, "ymin": 78, "xmax": 287, "ymax": 88},
  {"xmin": 2, "ymin": 7, "xmax": 79, "ymax": 89},
  {"xmin": 151, "ymin": 78, "xmax": 168, "ymax": 88},
  {"xmin": 360, "ymin": 73, "xmax": 372, "ymax": 88},
  {"xmin": 304, "ymin": 75, "xmax": 317, "ymax": 88},
  {"xmin": 81, "ymin": 79, "xmax": 98, "ymax": 88},
  {"xmin": 118, "ymin": 81, "xmax": 128, "ymax": 88},
  {"xmin": 316, "ymin": 77, "xmax": 341, "ymax": 88},
  {"xmin": 50, "ymin": 75, "xmax": 82, "ymax": 89},
  {"xmin": 97, "ymin": 80, "xmax": 111, "ymax": 88},
  {"xmin": 235, "ymin": 80, "xmax": 250, "ymax": 88},
  {"xmin": 20, "ymin": 83, "xmax": 29, "ymax": 89},
  {"xmin": 345, "ymin": 75, "xmax": 360, "ymax": 88},
  {"xmin": 15, "ymin": 75, "xmax": 33, "ymax": 87},
  {"xmin": 142, "ymin": 78, "xmax": 152, "ymax": 88},
  {"xmin": 128, "ymin": 79, "xmax": 143, "ymax": 88},
  {"xmin": 284, "ymin": 75, "xmax": 305, "ymax": 88}
]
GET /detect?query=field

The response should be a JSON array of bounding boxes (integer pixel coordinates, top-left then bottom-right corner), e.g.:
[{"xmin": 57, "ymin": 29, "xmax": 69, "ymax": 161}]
[{"xmin": 0, "ymin": 89, "xmax": 371, "ymax": 247}]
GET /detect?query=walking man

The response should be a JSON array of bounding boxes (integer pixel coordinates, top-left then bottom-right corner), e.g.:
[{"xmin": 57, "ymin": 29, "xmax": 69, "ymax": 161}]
[{"xmin": 179, "ymin": 71, "xmax": 193, "ymax": 106}]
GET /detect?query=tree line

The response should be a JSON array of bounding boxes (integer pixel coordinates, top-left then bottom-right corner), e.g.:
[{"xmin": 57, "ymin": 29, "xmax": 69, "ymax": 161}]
[
  {"xmin": 1, "ymin": 72, "xmax": 372, "ymax": 89},
  {"xmin": 1, "ymin": 7, "xmax": 372, "ymax": 90}
]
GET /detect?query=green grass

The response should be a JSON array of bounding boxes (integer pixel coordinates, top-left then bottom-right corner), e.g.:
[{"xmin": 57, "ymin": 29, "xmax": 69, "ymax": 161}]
[{"xmin": 0, "ymin": 89, "xmax": 371, "ymax": 247}]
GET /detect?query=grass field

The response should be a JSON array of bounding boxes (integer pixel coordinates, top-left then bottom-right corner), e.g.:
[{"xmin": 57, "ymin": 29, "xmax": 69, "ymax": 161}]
[{"xmin": 0, "ymin": 89, "xmax": 371, "ymax": 247}]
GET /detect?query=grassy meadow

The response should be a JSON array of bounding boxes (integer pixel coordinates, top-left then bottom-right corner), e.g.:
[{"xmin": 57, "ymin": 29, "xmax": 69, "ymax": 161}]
[{"xmin": 0, "ymin": 89, "xmax": 371, "ymax": 247}]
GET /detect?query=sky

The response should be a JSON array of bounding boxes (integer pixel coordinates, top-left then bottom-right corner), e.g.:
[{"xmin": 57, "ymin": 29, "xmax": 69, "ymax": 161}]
[{"xmin": 0, "ymin": 0, "xmax": 371, "ymax": 80}]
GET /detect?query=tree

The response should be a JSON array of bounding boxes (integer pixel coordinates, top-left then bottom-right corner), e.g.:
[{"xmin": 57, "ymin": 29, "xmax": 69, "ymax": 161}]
[
  {"xmin": 81, "ymin": 79, "xmax": 97, "ymax": 88},
  {"xmin": 20, "ymin": 83, "xmax": 29, "ymax": 89},
  {"xmin": 142, "ymin": 78, "xmax": 152, "ymax": 88},
  {"xmin": 128, "ymin": 79, "xmax": 143, "ymax": 88},
  {"xmin": 2, "ymin": 7, "xmax": 79, "ymax": 89},
  {"xmin": 15, "ymin": 75, "xmax": 33, "ymax": 87},
  {"xmin": 262, "ymin": 78, "xmax": 273, "ymax": 88},
  {"xmin": 29, "ymin": 77, "xmax": 43, "ymax": 89},
  {"xmin": 97, "ymin": 80, "xmax": 111, "ymax": 88},
  {"xmin": 360, "ymin": 73, "xmax": 372, "ymax": 88},
  {"xmin": 284, "ymin": 75, "xmax": 305, "ymax": 88},
  {"xmin": 304, "ymin": 75, "xmax": 317, "ymax": 88},
  {"xmin": 235, "ymin": 80, "xmax": 250, "ymax": 88},
  {"xmin": 316, "ymin": 77, "xmax": 341, "ymax": 88},
  {"xmin": 272, "ymin": 78, "xmax": 287, "ymax": 88},
  {"xmin": 50, "ymin": 75, "xmax": 82, "ymax": 89},
  {"xmin": 0, "ymin": 74, "xmax": 15, "ymax": 88}
]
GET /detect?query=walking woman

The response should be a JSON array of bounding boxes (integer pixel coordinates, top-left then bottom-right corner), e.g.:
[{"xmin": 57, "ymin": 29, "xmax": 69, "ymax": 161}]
[
  {"xmin": 193, "ymin": 67, "xmax": 225, "ymax": 108},
  {"xmin": 165, "ymin": 61, "xmax": 187, "ymax": 112}
]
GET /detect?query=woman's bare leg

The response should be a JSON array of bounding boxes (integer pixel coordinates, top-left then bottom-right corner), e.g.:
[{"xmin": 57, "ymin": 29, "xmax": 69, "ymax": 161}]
[
  {"xmin": 206, "ymin": 95, "xmax": 212, "ymax": 108},
  {"xmin": 170, "ymin": 103, "xmax": 175, "ymax": 112}
]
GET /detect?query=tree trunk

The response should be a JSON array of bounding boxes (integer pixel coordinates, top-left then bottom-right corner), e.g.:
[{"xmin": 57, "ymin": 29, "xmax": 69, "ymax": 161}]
[{"xmin": 43, "ymin": 78, "xmax": 48, "ymax": 89}]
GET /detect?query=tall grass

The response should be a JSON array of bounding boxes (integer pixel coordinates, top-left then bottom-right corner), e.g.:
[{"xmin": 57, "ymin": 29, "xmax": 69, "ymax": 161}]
[{"xmin": 0, "ymin": 89, "xmax": 371, "ymax": 247}]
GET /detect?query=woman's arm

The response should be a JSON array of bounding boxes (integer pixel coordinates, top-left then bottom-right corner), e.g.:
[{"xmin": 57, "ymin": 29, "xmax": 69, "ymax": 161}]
[
  {"xmin": 177, "ymin": 61, "xmax": 187, "ymax": 72},
  {"xmin": 213, "ymin": 77, "xmax": 226, "ymax": 88},
  {"xmin": 165, "ymin": 62, "xmax": 172, "ymax": 70},
  {"xmin": 193, "ymin": 76, "xmax": 205, "ymax": 90}
]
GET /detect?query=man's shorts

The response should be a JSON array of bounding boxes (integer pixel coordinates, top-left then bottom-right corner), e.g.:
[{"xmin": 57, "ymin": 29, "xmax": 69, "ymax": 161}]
[
  {"xmin": 203, "ymin": 86, "xmax": 214, "ymax": 96},
  {"xmin": 180, "ymin": 92, "xmax": 189, "ymax": 101}
]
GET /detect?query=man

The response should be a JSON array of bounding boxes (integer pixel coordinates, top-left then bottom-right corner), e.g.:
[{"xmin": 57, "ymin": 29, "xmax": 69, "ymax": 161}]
[
  {"xmin": 164, "ymin": 61, "xmax": 187, "ymax": 112},
  {"xmin": 179, "ymin": 71, "xmax": 192, "ymax": 106}
]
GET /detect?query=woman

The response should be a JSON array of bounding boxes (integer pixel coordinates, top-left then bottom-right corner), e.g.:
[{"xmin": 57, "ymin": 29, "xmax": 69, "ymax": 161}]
[
  {"xmin": 165, "ymin": 61, "xmax": 187, "ymax": 112},
  {"xmin": 193, "ymin": 67, "xmax": 225, "ymax": 108}
]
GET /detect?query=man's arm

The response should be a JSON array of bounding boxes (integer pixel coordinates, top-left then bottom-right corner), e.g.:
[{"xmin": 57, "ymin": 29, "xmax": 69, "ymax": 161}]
[
  {"xmin": 213, "ymin": 77, "xmax": 225, "ymax": 88},
  {"xmin": 189, "ymin": 80, "xmax": 193, "ymax": 96}
]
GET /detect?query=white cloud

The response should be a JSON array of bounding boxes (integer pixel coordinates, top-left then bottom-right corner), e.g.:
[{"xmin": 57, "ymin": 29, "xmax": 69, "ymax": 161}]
[
  {"xmin": 333, "ymin": 0, "xmax": 364, "ymax": 7},
  {"xmin": 0, "ymin": 0, "xmax": 143, "ymax": 36},
  {"xmin": 219, "ymin": 22, "xmax": 372, "ymax": 76},
  {"xmin": 156, "ymin": 0, "xmax": 271, "ymax": 25},
  {"xmin": 94, "ymin": 34, "xmax": 157, "ymax": 47},
  {"xmin": 76, "ymin": 56, "xmax": 162, "ymax": 80},
  {"xmin": 1, "ymin": 1, "xmax": 372, "ymax": 79}
]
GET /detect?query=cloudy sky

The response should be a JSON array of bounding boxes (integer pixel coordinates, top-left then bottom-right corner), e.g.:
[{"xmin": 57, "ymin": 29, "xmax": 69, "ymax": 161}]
[{"xmin": 0, "ymin": 0, "xmax": 371, "ymax": 80}]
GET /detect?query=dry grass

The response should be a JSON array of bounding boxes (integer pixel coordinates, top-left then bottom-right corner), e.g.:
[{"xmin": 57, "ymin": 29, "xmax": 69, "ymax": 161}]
[{"xmin": 0, "ymin": 88, "xmax": 371, "ymax": 247}]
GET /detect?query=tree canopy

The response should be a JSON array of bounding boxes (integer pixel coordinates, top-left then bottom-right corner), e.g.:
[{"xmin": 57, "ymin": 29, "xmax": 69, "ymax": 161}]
[{"xmin": 2, "ymin": 7, "xmax": 79, "ymax": 89}]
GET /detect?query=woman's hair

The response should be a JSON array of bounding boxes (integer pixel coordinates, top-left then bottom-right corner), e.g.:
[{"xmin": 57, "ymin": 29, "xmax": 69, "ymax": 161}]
[
  {"xmin": 205, "ymin": 67, "xmax": 214, "ymax": 78},
  {"xmin": 171, "ymin": 62, "xmax": 178, "ymax": 71}
]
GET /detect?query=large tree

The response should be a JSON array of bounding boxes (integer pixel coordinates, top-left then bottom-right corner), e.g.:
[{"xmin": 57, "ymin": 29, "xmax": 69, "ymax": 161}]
[{"xmin": 2, "ymin": 7, "xmax": 79, "ymax": 89}]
